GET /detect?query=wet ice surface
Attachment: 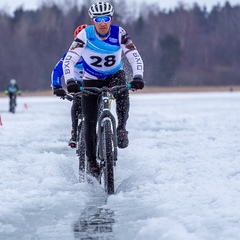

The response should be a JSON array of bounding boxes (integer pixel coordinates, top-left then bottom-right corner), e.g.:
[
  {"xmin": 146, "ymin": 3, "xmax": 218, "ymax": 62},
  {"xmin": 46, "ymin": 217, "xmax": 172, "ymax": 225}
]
[{"xmin": 0, "ymin": 91, "xmax": 240, "ymax": 240}]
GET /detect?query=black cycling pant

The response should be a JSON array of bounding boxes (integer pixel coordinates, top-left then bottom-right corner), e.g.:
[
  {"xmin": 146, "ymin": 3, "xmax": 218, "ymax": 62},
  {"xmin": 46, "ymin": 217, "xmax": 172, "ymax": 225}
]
[{"xmin": 82, "ymin": 70, "xmax": 130, "ymax": 163}]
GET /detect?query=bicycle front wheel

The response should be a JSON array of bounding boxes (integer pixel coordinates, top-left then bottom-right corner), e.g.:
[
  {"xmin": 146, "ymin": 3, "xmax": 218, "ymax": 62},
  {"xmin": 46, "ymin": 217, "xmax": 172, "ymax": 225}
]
[{"xmin": 102, "ymin": 120, "xmax": 114, "ymax": 194}]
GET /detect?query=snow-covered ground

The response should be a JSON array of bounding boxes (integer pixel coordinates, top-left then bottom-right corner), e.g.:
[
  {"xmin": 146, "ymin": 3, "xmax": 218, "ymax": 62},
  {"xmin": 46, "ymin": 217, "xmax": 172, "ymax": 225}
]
[{"xmin": 0, "ymin": 91, "xmax": 240, "ymax": 240}]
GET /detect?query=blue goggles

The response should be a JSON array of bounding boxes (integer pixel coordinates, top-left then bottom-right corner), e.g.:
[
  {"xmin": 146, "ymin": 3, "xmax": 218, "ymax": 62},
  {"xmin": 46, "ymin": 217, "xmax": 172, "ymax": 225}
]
[{"xmin": 93, "ymin": 16, "xmax": 111, "ymax": 23}]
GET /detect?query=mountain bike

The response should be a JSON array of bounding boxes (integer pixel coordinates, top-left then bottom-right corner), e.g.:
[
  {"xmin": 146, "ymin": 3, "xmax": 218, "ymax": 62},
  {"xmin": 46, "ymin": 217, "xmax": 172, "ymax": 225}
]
[
  {"xmin": 80, "ymin": 84, "xmax": 130, "ymax": 195},
  {"xmin": 61, "ymin": 93, "xmax": 86, "ymax": 182},
  {"xmin": 62, "ymin": 84, "xmax": 130, "ymax": 194}
]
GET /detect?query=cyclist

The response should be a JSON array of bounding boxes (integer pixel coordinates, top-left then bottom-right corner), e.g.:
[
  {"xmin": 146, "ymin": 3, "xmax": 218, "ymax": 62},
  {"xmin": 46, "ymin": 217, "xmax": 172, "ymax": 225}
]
[
  {"xmin": 4, "ymin": 79, "xmax": 22, "ymax": 113},
  {"xmin": 63, "ymin": 1, "xmax": 144, "ymax": 177},
  {"xmin": 51, "ymin": 24, "xmax": 88, "ymax": 148}
]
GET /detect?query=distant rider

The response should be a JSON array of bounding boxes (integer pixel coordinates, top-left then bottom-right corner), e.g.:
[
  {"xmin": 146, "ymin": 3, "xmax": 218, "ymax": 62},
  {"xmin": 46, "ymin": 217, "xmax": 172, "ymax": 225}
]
[
  {"xmin": 5, "ymin": 79, "xmax": 22, "ymax": 113},
  {"xmin": 51, "ymin": 24, "xmax": 88, "ymax": 148}
]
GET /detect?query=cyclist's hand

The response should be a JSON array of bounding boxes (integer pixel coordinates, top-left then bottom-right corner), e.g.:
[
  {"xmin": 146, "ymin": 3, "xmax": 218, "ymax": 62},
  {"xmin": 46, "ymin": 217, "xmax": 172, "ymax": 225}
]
[
  {"xmin": 17, "ymin": 90, "xmax": 22, "ymax": 95},
  {"xmin": 67, "ymin": 80, "xmax": 81, "ymax": 93},
  {"xmin": 130, "ymin": 77, "xmax": 144, "ymax": 90},
  {"xmin": 53, "ymin": 87, "xmax": 66, "ymax": 97},
  {"xmin": 4, "ymin": 90, "xmax": 9, "ymax": 95}
]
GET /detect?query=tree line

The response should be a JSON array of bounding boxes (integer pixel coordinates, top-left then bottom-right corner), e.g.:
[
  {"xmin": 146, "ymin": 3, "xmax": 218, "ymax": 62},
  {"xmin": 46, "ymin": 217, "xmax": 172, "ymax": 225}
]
[{"xmin": 0, "ymin": 0, "xmax": 240, "ymax": 91}]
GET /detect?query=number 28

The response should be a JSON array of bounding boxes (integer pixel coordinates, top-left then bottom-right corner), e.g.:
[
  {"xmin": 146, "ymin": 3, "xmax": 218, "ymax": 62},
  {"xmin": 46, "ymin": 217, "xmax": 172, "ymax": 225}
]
[{"xmin": 90, "ymin": 55, "xmax": 116, "ymax": 67}]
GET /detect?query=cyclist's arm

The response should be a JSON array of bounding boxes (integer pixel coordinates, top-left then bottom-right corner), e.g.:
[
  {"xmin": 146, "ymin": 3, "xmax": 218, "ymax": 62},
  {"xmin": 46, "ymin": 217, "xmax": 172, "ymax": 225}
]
[
  {"xmin": 6, "ymin": 84, "xmax": 10, "ymax": 91},
  {"xmin": 63, "ymin": 30, "xmax": 87, "ymax": 85},
  {"xmin": 74, "ymin": 58, "xmax": 84, "ymax": 83},
  {"xmin": 51, "ymin": 53, "xmax": 67, "ymax": 89},
  {"xmin": 120, "ymin": 27, "xmax": 144, "ymax": 79},
  {"xmin": 4, "ymin": 84, "xmax": 10, "ymax": 94}
]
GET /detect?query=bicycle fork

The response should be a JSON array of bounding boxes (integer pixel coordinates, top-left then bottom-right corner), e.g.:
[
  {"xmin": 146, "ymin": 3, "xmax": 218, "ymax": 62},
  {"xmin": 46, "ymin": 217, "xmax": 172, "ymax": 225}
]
[{"xmin": 97, "ymin": 110, "xmax": 118, "ymax": 162}]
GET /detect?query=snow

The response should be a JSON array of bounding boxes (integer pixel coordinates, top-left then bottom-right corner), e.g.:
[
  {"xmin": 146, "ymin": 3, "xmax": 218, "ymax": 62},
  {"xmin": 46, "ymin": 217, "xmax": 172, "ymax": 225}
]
[{"xmin": 0, "ymin": 91, "xmax": 240, "ymax": 240}]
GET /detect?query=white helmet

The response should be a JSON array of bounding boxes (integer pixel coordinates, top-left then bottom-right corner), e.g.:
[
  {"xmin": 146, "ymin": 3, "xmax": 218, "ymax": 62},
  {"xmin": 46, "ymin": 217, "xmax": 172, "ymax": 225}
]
[
  {"xmin": 88, "ymin": 2, "xmax": 114, "ymax": 19},
  {"xmin": 10, "ymin": 79, "xmax": 16, "ymax": 85}
]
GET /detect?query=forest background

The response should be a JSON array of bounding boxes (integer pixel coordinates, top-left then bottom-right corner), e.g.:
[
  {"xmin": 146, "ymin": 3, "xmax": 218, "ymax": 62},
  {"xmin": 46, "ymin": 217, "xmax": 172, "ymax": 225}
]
[{"xmin": 0, "ymin": 0, "xmax": 240, "ymax": 91}]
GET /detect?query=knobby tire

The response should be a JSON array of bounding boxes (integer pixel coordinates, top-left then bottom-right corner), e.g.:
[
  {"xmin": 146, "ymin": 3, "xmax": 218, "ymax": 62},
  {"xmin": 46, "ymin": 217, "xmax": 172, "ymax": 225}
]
[{"xmin": 102, "ymin": 120, "xmax": 114, "ymax": 195}]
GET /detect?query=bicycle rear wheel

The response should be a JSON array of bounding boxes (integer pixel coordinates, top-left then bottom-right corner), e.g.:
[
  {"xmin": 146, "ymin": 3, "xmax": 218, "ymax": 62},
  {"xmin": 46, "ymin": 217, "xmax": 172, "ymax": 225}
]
[
  {"xmin": 102, "ymin": 120, "xmax": 114, "ymax": 194},
  {"xmin": 76, "ymin": 120, "xmax": 86, "ymax": 182}
]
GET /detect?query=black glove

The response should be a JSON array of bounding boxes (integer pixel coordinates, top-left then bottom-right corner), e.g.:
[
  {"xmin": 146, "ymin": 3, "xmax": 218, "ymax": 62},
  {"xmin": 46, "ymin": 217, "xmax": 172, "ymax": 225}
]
[
  {"xmin": 53, "ymin": 87, "xmax": 66, "ymax": 97},
  {"xmin": 130, "ymin": 77, "xmax": 144, "ymax": 90},
  {"xmin": 67, "ymin": 80, "xmax": 81, "ymax": 93}
]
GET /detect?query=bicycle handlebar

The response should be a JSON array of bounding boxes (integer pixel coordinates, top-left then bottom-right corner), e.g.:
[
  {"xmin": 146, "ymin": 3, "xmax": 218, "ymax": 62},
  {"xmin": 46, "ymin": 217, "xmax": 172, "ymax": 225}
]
[
  {"xmin": 79, "ymin": 84, "xmax": 131, "ymax": 96},
  {"xmin": 60, "ymin": 92, "xmax": 81, "ymax": 101},
  {"xmin": 60, "ymin": 84, "xmax": 131, "ymax": 100}
]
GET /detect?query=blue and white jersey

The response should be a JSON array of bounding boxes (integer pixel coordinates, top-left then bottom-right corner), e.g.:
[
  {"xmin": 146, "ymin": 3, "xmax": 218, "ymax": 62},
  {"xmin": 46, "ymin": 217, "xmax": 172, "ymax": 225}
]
[
  {"xmin": 63, "ymin": 24, "xmax": 144, "ymax": 82},
  {"xmin": 7, "ymin": 84, "xmax": 19, "ymax": 93},
  {"xmin": 51, "ymin": 53, "xmax": 84, "ymax": 88},
  {"xmin": 81, "ymin": 25, "xmax": 122, "ymax": 79}
]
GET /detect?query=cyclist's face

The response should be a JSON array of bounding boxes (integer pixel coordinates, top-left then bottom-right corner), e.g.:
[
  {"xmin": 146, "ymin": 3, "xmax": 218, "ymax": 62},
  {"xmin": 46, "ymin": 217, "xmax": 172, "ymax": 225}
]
[{"xmin": 91, "ymin": 17, "xmax": 112, "ymax": 36}]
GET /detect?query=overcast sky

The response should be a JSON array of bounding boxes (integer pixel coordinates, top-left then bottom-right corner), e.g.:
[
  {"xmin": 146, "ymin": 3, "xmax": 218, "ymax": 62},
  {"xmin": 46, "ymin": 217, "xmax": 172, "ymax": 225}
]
[{"xmin": 1, "ymin": 0, "xmax": 240, "ymax": 14}]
